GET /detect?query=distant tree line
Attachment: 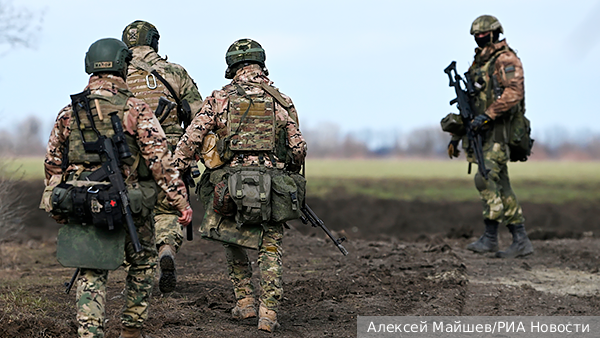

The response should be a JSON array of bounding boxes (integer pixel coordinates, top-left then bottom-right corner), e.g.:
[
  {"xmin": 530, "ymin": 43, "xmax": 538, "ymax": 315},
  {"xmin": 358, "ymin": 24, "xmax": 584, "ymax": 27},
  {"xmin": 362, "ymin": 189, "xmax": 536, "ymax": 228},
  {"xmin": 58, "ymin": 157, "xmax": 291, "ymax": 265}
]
[{"xmin": 1, "ymin": 117, "xmax": 600, "ymax": 160}]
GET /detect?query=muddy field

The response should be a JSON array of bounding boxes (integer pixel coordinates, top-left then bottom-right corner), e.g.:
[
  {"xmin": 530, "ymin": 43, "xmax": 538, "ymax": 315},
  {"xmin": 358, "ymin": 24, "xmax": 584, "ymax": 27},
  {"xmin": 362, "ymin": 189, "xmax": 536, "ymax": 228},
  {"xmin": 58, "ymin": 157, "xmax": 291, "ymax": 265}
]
[{"xmin": 1, "ymin": 181, "xmax": 599, "ymax": 337}]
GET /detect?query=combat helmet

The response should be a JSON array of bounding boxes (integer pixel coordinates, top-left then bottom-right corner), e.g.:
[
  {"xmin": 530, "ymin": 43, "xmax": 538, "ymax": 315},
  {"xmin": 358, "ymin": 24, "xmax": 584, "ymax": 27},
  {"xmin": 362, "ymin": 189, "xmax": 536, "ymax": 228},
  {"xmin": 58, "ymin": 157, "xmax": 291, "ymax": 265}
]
[
  {"xmin": 84, "ymin": 38, "xmax": 132, "ymax": 78},
  {"xmin": 470, "ymin": 15, "xmax": 503, "ymax": 35},
  {"xmin": 225, "ymin": 38, "xmax": 268, "ymax": 79},
  {"xmin": 122, "ymin": 20, "xmax": 160, "ymax": 51}
]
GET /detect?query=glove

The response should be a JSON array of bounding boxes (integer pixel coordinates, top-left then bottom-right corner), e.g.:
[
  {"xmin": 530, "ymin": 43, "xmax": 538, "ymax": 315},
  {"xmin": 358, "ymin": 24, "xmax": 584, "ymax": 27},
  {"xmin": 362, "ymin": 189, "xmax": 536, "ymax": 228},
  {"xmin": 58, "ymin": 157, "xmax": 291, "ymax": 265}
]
[
  {"xmin": 447, "ymin": 140, "xmax": 460, "ymax": 158},
  {"xmin": 471, "ymin": 114, "xmax": 492, "ymax": 133}
]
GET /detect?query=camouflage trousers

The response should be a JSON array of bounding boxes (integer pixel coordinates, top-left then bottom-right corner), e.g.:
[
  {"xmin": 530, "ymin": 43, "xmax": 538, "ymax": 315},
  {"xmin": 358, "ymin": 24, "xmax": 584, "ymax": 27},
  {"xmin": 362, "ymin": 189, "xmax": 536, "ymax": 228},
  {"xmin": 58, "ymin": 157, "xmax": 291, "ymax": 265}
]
[
  {"xmin": 76, "ymin": 215, "xmax": 157, "ymax": 338},
  {"xmin": 154, "ymin": 191, "xmax": 183, "ymax": 252},
  {"xmin": 474, "ymin": 142, "xmax": 526, "ymax": 225},
  {"xmin": 224, "ymin": 223, "xmax": 284, "ymax": 312}
]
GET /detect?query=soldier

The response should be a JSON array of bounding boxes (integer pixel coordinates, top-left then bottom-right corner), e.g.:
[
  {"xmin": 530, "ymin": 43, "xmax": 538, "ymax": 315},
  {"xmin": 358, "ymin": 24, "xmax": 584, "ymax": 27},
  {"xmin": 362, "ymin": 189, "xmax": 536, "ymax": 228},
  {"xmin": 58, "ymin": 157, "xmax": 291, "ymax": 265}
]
[
  {"xmin": 122, "ymin": 20, "xmax": 203, "ymax": 293},
  {"xmin": 42, "ymin": 38, "xmax": 192, "ymax": 338},
  {"xmin": 447, "ymin": 15, "xmax": 533, "ymax": 258},
  {"xmin": 173, "ymin": 38, "xmax": 307, "ymax": 332}
]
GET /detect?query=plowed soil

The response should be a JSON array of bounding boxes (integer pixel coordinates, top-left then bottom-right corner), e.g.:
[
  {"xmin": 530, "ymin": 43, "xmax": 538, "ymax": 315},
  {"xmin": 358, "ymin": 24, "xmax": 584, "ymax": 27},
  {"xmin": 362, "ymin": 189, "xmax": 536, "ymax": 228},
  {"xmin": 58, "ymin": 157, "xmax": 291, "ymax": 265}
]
[{"xmin": 1, "ymin": 181, "xmax": 599, "ymax": 337}]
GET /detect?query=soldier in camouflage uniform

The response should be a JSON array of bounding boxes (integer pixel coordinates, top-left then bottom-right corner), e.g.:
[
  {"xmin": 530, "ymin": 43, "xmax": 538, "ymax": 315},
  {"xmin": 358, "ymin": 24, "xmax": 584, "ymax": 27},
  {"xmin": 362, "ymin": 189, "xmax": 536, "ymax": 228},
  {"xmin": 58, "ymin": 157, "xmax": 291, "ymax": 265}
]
[
  {"xmin": 173, "ymin": 38, "xmax": 306, "ymax": 332},
  {"xmin": 43, "ymin": 38, "xmax": 192, "ymax": 338},
  {"xmin": 122, "ymin": 20, "xmax": 203, "ymax": 293},
  {"xmin": 447, "ymin": 15, "xmax": 533, "ymax": 258}
]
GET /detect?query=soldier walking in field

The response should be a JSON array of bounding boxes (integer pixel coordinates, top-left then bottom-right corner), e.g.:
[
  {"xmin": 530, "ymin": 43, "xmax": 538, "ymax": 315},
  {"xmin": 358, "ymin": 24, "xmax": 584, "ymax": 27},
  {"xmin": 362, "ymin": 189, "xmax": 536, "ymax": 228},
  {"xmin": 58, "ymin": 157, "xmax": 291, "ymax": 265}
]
[
  {"xmin": 443, "ymin": 15, "xmax": 534, "ymax": 258},
  {"xmin": 41, "ymin": 38, "xmax": 192, "ymax": 338},
  {"xmin": 122, "ymin": 20, "xmax": 203, "ymax": 293},
  {"xmin": 173, "ymin": 38, "xmax": 307, "ymax": 332}
]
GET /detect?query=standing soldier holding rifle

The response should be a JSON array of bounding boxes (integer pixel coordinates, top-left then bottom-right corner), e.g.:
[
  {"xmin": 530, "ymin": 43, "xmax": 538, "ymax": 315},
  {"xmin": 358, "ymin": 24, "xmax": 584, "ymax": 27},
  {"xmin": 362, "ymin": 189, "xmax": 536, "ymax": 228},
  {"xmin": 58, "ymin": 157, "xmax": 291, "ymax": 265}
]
[
  {"xmin": 122, "ymin": 20, "xmax": 203, "ymax": 294},
  {"xmin": 441, "ymin": 15, "xmax": 533, "ymax": 258},
  {"xmin": 41, "ymin": 38, "xmax": 192, "ymax": 338},
  {"xmin": 173, "ymin": 38, "xmax": 307, "ymax": 332}
]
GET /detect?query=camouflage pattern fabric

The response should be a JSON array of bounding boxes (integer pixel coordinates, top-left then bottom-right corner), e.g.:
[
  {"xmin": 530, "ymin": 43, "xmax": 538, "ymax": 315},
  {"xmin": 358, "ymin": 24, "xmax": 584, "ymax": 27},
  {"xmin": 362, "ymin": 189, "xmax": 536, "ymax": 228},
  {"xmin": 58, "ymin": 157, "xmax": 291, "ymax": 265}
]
[
  {"xmin": 126, "ymin": 45, "xmax": 203, "ymax": 146},
  {"xmin": 468, "ymin": 39, "xmax": 524, "ymax": 120},
  {"xmin": 44, "ymin": 74, "xmax": 189, "ymax": 212},
  {"xmin": 45, "ymin": 74, "xmax": 188, "ymax": 337},
  {"xmin": 154, "ymin": 212, "xmax": 183, "ymax": 251},
  {"xmin": 173, "ymin": 63, "xmax": 306, "ymax": 170},
  {"xmin": 224, "ymin": 223, "xmax": 284, "ymax": 311},
  {"xmin": 474, "ymin": 142, "xmax": 525, "ymax": 225},
  {"xmin": 126, "ymin": 45, "xmax": 202, "ymax": 253},
  {"xmin": 76, "ymin": 215, "xmax": 156, "ymax": 337}
]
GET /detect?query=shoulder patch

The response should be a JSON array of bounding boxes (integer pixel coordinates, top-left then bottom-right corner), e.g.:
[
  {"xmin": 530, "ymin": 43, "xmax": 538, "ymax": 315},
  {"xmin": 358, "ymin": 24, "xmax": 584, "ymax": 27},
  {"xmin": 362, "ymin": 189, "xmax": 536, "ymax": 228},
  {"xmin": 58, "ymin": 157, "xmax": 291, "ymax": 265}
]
[{"xmin": 505, "ymin": 65, "xmax": 515, "ymax": 73}]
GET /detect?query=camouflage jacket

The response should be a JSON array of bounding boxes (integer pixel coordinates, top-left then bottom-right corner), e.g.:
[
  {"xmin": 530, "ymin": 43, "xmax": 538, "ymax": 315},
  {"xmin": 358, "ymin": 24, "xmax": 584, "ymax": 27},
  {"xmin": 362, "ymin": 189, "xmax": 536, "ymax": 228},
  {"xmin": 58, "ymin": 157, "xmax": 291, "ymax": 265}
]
[
  {"xmin": 469, "ymin": 39, "xmax": 524, "ymax": 120},
  {"xmin": 44, "ymin": 74, "xmax": 189, "ymax": 212},
  {"xmin": 173, "ymin": 64, "xmax": 306, "ymax": 170},
  {"xmin": 126, "ymin": 46, "xmax": 203, "ymax": 147}
]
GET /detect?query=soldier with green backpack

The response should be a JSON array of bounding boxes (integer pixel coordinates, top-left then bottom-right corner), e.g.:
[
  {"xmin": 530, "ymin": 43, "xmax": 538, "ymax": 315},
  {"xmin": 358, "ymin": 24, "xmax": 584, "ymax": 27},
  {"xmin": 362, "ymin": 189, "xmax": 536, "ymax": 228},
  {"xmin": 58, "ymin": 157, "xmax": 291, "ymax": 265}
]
[
  {"xmin": 441, "ymin": 15, "xmax": 534, "ymax": 258},
  {"xmin": 41, "ymin": 37, "xmax": 192, "ymax": 338},
  {"xmin": 173, "ymin": 38, "xmax": 307, "ymax": 333}
]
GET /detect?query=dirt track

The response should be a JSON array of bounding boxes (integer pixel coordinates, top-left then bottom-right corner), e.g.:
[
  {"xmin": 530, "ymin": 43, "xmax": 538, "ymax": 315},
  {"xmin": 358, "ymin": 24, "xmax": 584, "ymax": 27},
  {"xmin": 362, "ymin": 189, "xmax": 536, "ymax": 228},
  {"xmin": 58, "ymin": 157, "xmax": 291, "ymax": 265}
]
[{"xmin": 1, "ymin": 181, "xmax": 599, "ymax": 337}]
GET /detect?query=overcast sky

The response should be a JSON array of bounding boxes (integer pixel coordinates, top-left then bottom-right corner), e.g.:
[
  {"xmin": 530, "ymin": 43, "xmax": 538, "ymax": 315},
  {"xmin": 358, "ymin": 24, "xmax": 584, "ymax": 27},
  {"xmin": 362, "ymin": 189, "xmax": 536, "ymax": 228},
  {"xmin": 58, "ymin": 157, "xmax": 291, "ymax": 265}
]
[{"xmin": 1, "ymin": 0, "xmax": 600, "ymax": 143}]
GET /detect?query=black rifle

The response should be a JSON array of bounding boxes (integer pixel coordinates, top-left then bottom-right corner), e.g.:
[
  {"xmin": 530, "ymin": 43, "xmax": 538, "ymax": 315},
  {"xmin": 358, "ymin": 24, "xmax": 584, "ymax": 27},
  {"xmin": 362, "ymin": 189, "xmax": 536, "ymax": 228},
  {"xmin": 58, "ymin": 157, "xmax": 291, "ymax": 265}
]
[
  {"xmin": 300, "ymin": 204, "xmax": 348, "ymax": 256},
  {"xmin": 64, "ymin": 267, "xmax": 80, "ymax": 294},
  {"xmin": 70, "ymin": 90, "xmax": 142, "ymax": 253},
  {"xmin": 444, "ymin": 61, "xmax": 490, "ymax": 180},
  {"xmin": 182, "ymin": 165, "xmax": 200, "ymax": 241}
]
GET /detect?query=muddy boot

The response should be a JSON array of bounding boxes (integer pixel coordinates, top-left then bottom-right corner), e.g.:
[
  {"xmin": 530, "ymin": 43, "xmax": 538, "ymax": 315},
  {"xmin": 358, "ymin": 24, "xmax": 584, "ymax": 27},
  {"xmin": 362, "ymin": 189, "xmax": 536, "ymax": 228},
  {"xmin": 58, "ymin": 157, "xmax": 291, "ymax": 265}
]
[
  {"xmin": 496, "ymin": 224, "xmax": 534, "ymax": 258},
  {"xmin": 466, "ymin": 219, "xmax": 499, "ymax": 253},
  {"xmin": 258, "ymin": 304, "xmax": 280, "ymax": 333},
  {"xmin": 119, "ymin": 326, "xmax": 149, "ymax": 338},
  {"xmin": 158, "ymin": 244, "xmax": 176, "ymax": 293},
  {"xmin": 232, "ymin": 297, "xmax": 257, "ymax": 319}
]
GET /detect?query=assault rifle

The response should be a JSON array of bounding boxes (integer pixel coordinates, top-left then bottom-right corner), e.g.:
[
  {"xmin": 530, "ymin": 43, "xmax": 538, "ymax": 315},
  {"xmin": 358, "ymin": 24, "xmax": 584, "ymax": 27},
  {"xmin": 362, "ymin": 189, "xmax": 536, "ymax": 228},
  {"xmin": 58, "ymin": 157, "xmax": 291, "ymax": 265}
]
[
  {"xmin": 444, "ymin": 61, "xmax": 490, "ymax": 180},
  {"xmin": 300, "ymin": 204, "xmax": 348, "ymax": 256},
  {"xmin": 70, "ymin": 90, "xmax": 142, "ymax": 253}
]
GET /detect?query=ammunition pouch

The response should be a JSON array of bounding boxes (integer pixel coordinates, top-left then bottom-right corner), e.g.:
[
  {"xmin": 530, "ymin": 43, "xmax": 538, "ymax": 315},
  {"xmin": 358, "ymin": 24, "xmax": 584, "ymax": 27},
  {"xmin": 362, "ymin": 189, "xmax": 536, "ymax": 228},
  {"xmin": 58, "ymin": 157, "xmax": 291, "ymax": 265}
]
[{"xmin": 228, "ymin": 167, "xmax": 272, "ymax": 226}]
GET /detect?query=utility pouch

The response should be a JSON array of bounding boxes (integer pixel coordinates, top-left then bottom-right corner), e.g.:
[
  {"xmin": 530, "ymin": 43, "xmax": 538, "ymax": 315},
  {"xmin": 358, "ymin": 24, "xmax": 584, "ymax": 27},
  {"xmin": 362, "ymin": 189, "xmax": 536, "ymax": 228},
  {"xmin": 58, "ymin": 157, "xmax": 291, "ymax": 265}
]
[
  {"xmin": 50, "ymin": 183, "xmax": 75, "ymax": 215},
  {"xmin": 228, "ymin": 168, "xmax": 272, "ymax": 226},
  {"xmin": 201, "ymin": 133, "xmax": 226, "ymax": 169},
  {"xmin": 271, "ymin": 173, "xmax": 301, "ymax": 223},
  {"xmin": 440, "ymin": 113, "xmax": 466, "ymax": 136},
  {"xmin": 127, "ymin": 180, "xmax": 158, "ymax": 218},
  {"xmin": 507, "ymin": 110, "xmax": 534, "ymax": 162}
]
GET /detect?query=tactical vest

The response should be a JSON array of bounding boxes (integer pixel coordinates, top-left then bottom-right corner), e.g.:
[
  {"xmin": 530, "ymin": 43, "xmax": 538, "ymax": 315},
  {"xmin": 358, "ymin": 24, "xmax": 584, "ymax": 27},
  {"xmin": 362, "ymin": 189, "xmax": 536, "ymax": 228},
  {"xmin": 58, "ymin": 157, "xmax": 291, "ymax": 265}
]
[
  {"xmin": 214, "ymin": 83, "xmax": 290, "ymax": 163},
  {"xmin": 67, "ymin": 88, "xmax": 151, "ymax": 179},
  {"xmin": 468, "ymin": 46, "xmax": 525, "ymax": 145},
  {"xmin": 127, "ymin": 60, "xmax": 184, "ymax": 146}
]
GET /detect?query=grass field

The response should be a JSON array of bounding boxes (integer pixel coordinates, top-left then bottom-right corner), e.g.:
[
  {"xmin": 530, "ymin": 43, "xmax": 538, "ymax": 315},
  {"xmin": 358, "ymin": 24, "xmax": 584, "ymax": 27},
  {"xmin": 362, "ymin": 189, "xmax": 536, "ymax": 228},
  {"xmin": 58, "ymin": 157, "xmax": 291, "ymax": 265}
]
[{"xmin": 2, "ymin": 157, "xmax": 599, "ymax": 203}]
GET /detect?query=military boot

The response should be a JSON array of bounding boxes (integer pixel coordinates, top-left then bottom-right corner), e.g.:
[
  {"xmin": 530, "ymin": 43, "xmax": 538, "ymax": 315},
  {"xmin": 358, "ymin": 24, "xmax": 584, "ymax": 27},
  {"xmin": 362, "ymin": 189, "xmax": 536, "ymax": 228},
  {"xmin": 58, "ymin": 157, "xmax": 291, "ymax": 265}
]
[
  {"xmin": 158, "ymin": 244, "xmax": 176, "ymax": 293},
  {"xmin": 258, "ymin": 304, "xmax": 280, "ymax": 333},
  {"xmin": 466, "ymin": 219, "xmax": 499, "ymax": 253},
  {"xmin": 496, "ymin": 224, "xmax": 534, "ymax": 258},
  {"xmin": 119, "ymin": 326, "xmax": 152, "ymax": 338},
  {"xmin": 232, "ymin": 297, "xmax": 257, "ymax": 320}
]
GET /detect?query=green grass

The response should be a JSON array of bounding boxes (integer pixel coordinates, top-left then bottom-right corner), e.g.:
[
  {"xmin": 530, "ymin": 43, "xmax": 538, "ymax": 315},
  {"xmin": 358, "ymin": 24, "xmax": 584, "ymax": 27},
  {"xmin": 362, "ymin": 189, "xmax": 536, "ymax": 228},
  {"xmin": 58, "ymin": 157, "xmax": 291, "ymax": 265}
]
[
  {"xmin": 4, "ymin": 157, "xmax": 599, "ymax": 203},
  {"xmin": 0, "ymin": 157, "xmax": 45, "ymax": 180}
]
